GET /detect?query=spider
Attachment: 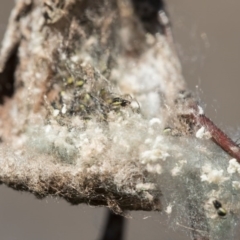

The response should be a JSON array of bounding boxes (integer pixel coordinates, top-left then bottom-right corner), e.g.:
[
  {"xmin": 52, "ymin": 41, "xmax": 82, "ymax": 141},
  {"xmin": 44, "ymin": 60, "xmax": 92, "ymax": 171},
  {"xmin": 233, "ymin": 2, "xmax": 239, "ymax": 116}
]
[{"xmin": 212, "ymin": 200, "xmax": 227, "ymax": 217}]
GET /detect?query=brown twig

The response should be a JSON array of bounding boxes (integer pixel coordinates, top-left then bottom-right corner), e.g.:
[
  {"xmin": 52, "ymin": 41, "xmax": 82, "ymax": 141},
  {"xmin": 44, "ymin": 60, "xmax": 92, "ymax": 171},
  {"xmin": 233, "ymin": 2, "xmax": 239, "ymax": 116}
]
[
  {"xmin": 185, "ymin": 101, "xmax": 240, "ymax": 163},
  {"xmin": 196, "ymin": 113, "xmax": 240, "ymax": 162}
]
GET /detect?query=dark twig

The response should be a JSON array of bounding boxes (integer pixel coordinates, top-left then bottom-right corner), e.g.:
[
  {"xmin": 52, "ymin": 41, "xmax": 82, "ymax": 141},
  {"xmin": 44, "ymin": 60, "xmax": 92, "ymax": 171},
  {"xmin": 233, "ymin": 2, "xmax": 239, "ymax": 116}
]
[
  {"xmin": 196, "ymin": 113, "xmax": 240, "ymax": 162},
  {"xmin": 186, "ymin": 101, "xmax": 240, "ymax": 163},
  {"xmin": 99, "ymin": 209, "xmax": 126, "ymax": 240}
]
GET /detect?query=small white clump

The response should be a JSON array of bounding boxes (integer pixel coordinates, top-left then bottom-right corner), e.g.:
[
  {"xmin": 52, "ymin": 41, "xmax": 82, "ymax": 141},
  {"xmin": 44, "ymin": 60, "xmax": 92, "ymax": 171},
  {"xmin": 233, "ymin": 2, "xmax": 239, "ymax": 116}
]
[
  {"xmin": 227, "ymin": 158, "xmax": 240, "ymax": 174},
  {"xmin": 146, "ymin": 163, "xmax": 162, "ymax": 174},
  {"xmin": 171, "ymin": 166, "xmax": 181, "ymax": 176},
  {"xmin": 140, "ymin": 149, "xmax": 163, "ymax": 164},
  {"xmin": 61, "ymin": 104, "xmax": 67, "ymax": 114},
  {"xmin": 44, "ymin": 125, "xmax": 52, "ymax": 133},
  {"xmin": 146, "ymin": 33, "xmax": 155, "ymax": 45},
  {"xmin": 198, "ymin": 105, "xmax": 204, "ymax": 115},
  {"xmin": 195, "ymin": 126, "xmax": 212, "ymax": 139},
  {"xmin": 165, "ymin": 204, "xmax": 173, "ymax": 214},
  {"xmin": 196, "ymin": 126, "xmax": 205, "ymax": 139},
  {"xmin": 53, "ymin": 109, "xmax": 60, "ymax": 117},
  {"xmin": 136, "ymin": 183, "xmax": 156, "ymax": 191},
  {"xmin": 149, "ymin": 118, "xmax": 161, "ymax": 126},
  {"xmin": 71, "ymin": 55, "xmax": 80, "ymax": 62},
  {"xmin": 143, "ymin": 192, "xmax": 154, "ymax": 201},
  {"xmin": 61, "ymin": 53, "xmax": 67, "ymax": 60},
  {"xmin": 130, "ymin": 100, "xmax": 140, "ymax": 110},
  {"xmin": 232, "ymin": 181, "xmax": 240, "ymax": 190},
  {"xmin": 201, "ymin": 164, "xmax": 229, "ymax": 184},
  {"xmin": 171, "ymin": 160, "xmax": 187, "ymax": 177}
]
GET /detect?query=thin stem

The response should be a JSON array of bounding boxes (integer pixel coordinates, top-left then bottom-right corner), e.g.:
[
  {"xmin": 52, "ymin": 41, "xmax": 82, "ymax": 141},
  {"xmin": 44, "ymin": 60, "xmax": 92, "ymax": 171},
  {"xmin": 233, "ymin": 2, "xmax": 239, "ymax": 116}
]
[
  {"xmin": 99, "ymin": 209, "xmax": 126, "ymax": 240},
  {"xmin": 185, "ymin": 101, "xmax": 240, "ymax": 163},
  {"xmin": 196, "ymin": 114, "xmax": 240, "ymax": 162}
]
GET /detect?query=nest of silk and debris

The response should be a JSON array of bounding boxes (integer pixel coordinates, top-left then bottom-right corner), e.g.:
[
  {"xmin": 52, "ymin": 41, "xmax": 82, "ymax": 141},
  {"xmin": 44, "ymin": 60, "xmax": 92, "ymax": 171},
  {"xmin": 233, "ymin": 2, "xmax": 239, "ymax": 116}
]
[
  {"xmin": 1, "ymin": 95, "xmax": 240, "ymax": 239},
  {"xmin": 1, "ymin": 0, "xmax": 240, "ymax": 239},
  {"xmin": 0, "ymin": 0, "xmax": 184, "ymax": 215}
]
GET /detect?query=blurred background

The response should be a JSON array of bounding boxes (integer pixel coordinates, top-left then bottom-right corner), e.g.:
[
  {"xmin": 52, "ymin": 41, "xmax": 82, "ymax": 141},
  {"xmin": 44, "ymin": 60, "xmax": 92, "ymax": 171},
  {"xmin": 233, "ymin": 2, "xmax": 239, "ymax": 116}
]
[{"xmin": 0, "ymin": 1, "xmax": 240, "ymax": 239}]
